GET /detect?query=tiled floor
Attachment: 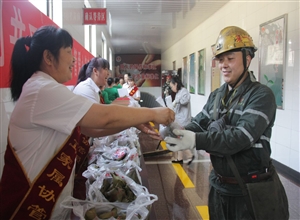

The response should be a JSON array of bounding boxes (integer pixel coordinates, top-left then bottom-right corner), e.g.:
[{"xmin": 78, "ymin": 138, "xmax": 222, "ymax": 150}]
[{"xmin": 139, "ymin": 134, "xmax": 300, "ymax": 220}]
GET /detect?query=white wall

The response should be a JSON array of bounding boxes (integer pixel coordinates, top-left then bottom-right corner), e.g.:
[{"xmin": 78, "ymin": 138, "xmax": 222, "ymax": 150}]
[{"xmin": 161, "ymin": 0, "xmax": 300, "ymax": 172}]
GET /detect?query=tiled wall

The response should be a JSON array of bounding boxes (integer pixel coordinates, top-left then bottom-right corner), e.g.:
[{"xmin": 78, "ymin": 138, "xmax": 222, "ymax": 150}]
[{"xmin": 161, "ymin": 0, "xmax": 300, "ymax": 172}]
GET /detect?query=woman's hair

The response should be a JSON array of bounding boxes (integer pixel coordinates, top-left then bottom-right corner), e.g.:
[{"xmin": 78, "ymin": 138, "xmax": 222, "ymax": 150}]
[
  {"xmin": 170, "ymin": 75, "xmax": 184, "ymax": 91},
  {"xmin": 114, "ymin": 77, "xmax": 120, "ymax": 84},
  {"xmin": 107, "ymin": 77, "xmax": 114, "ymax": 86},
  {"xmin": 127, "ymin": 75, "xmax": 134, "ymax": 82},
  {"xmin": 10, "ymin": 25, "xmax": 73, "ymax": 101},
  {"xmin": 76, "ymin": 57, "xmax": 110, "ymax": 85}
]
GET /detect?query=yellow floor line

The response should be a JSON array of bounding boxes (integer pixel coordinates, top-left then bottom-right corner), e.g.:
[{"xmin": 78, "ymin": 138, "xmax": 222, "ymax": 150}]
[
  {"xmin": 161, "ymin": 137, "xmax": 208, "ymax": 219},
  {"xmin": 161, "ymin": 139, "xmax": 207, "ymax": 218},
  {"xmin": 196, "ymin": 206, "xmax": 209, "ymax": 220},
  {"xmin": 149, "ymin": 122, "xmax": 155, "ymax": 127},
  {"xmin": 172, "ymin": 163, "xmax": 195, "ymax": 188}
]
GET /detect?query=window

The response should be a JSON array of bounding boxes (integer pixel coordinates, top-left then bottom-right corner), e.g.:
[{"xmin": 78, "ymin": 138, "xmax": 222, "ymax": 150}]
[
  {"xmin": 102, "ymin": 32, "xmax": 107, "ymax": 59},
  {"xmin": 84, "ymin": 1, "xmax": 91, "ymax": 52},
  {"xmin": 29, "ymin": 0, "xmax": 47, "ymax": 15},
  {"xmin": 109, "ymin": 47, "xmax": 112, "ymax": 72},
  {"xmin": 29, "ymin": 0, "xmax": 62, "ymax": 27}
]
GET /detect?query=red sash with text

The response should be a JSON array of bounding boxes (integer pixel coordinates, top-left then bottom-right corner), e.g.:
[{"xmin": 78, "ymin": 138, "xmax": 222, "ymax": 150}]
[
  {"xmin": 0, "ymin": 129, "xmax": 79, "ymax": 220},
  {"xmin": 100, "ymin": 96, "xmax": 105, "ymax": 104},
  {"xmin": 129, "ymin": 86, "xmax": 138, "ymax": 96},
  {"xmin": 73, "ymin": 127, "xmax": 90, "ymax": 199},
  {"xmin": 99, "ymin": 91, "xmax": 105, "ymax": 104}
]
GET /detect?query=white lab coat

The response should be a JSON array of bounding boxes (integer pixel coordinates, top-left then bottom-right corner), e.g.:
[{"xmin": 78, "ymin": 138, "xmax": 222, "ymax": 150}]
[{"xmin": 173, "ymin": 87, "xmax": 191, "ymax": 127}]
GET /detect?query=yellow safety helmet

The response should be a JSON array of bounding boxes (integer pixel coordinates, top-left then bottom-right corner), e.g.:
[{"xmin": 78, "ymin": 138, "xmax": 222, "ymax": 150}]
[{"xmin": 213, "ymin": 26, "xmax": 257, "ymax": 58}]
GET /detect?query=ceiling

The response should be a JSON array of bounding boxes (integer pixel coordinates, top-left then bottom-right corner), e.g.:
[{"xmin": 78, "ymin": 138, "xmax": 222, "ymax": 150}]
[{"xmin": 97, "ymin": 0, "xmax": 229, "ymax": 54}]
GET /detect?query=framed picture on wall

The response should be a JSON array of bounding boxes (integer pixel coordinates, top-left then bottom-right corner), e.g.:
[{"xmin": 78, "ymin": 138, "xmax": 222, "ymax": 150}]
[
  {"xmin": 211, "ymin": 44, "xmax": 221, "ymax": 92},
  {"xmin": 189, "ymin": 53, "xmax": 195, "ymax": 94},
  {"xmin": 198, "ymin": 49, "xmax": 205, "ymax": 95},
  {"xmin": 182, "ymin": 56, "xmax": 188, "ymax": 88},
  {"xmin": 259, "ymin": 14, "xmax": 287, "ymax": 109},
  {"xmin": 177, "ymin": 68, "xmax": 182, "ymax": 81}
]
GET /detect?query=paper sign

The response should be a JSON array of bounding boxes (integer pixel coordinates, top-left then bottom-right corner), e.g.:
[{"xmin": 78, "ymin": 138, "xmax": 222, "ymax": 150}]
[
  {"xmin": 156, "ymin": 96, "xmax": 166, "ymax": 107},
  {"xmin": 165, "ymin": 95, "xmax": 173, "ymax": 109},
  {"xmin": 117, "ymin": 88, "xmax": 129, "ymax": 97}
]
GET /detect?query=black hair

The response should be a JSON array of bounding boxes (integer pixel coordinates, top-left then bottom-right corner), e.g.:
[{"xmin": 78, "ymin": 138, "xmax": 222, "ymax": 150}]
[
  {"xmin": 170, "ymin": 75, "xmax": 184, "ymax": 91},
  {"xmin": 114, "ymin": 77, "xmax": 120, "ymax": 84},
  {"xmin": 76, "ymin": 57, "xmax": 110, "ymax": 85},
  {"xmin": 107, "ymin": 77, "xmax": 114, "ymax": 86},
  {"xmin": 10, "ymin": 25, "xmax": 73, "ymax": 101},
  {"xmin": 127, "ymin": 75, "xmax": 134, "ymax": 81}
]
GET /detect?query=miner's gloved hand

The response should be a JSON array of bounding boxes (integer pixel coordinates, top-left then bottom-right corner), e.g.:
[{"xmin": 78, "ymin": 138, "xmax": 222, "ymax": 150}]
[{"xmin": 164, "ymin": 129, "xmax": 196, "ymax": 152}]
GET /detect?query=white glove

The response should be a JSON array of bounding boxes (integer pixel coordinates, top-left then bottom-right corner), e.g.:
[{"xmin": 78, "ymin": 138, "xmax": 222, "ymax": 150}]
[
  {"xmin": 159, "ymin": 124, "xmax": 168, "ymax": 139},
  {"xmin": 164, "ymin": 129, "xmax": 196, "ymax": 152}
]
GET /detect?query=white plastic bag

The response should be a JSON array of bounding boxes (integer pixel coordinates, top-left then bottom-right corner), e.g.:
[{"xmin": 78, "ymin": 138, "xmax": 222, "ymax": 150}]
[
  {"xmin": 86, "ymin": 170, "xmax": 158, "ymax": 219},
  {"xmin": 60, "ymin": 196, "xmax": 116, "ymax": 220},
  {"xmin": 61, "ymin": 170, "xmax": 157, "ymax": 220}
]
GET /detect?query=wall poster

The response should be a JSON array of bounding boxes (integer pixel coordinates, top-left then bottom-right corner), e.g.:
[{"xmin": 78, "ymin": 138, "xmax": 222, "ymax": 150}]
[
  {"xmin": 259, "ymin": 14, "xmax": 287, "ymax": 109},
  {"xmin": 198, "ymin": 49, "xmax": 205, "ymax": 95},
  {"xmin": 115, "ymin": 54, "xmax": 161, "ymax": 87},
  {"xmin": 182, "ymin": 56, "xmax": 188, "ymax": 88},
  {"xmin": 189, "ymin": 53, "xmax": 195, "ymax": 94},
  {"xmin": 211, "ymin": 44, "xmax": 220, "ymax": 92}
]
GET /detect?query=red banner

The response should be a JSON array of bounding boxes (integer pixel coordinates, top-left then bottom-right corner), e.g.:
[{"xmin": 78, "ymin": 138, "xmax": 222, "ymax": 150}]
[
  {"xmin": 0, "ymin": 0, "xmax": 93, "ymax": 88},
  {"xmin": 83, "ymin": 8, "xmax": 107, "ymax": 25}
]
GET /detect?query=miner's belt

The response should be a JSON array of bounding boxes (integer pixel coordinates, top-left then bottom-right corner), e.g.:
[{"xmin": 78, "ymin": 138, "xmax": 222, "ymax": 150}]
[{"xmin": 215, "ymin": 170, "xmax": 272, "ymax": 184}]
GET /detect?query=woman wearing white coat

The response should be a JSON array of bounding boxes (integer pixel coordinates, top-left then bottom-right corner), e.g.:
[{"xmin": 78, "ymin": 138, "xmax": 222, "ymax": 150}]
[{"xmin": 169, "ymin": 75, "xmax": 194, "ymax": 165}]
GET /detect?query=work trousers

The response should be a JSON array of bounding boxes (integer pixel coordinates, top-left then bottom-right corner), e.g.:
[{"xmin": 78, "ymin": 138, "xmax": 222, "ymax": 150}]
[{"xmin": 208, "ymin": 186, "xmax": 253, "ymax": 220}]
